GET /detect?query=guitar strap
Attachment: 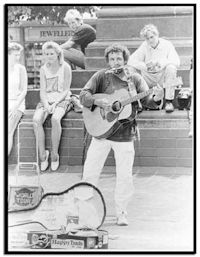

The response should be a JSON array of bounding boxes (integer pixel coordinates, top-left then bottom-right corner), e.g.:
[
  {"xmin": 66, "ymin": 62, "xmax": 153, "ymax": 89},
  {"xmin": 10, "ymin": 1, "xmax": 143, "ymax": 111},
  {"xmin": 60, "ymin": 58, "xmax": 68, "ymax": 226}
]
[{"xmin": 126, "ymin": 77, "xmax": 142, "ymax": 141}]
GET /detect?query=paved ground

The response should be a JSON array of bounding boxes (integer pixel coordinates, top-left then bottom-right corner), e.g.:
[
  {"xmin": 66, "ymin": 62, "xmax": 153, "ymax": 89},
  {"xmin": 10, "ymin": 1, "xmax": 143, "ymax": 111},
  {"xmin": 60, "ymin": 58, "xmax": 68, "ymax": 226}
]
[{"xmin": 7, "ymin": 165, "xmax": 194, "ymax": 252}]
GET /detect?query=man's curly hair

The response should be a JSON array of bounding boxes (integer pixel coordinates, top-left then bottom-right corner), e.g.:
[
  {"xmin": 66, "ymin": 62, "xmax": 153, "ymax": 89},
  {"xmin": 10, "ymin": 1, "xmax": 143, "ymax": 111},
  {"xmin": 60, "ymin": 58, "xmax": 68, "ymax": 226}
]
[
  {"xmin": 140, "ymin": 24, "xmax": 159, "ymax": 39},
  {"xmin": 104, "ymin": 43, "xmax": 130, "ymax": 63}
]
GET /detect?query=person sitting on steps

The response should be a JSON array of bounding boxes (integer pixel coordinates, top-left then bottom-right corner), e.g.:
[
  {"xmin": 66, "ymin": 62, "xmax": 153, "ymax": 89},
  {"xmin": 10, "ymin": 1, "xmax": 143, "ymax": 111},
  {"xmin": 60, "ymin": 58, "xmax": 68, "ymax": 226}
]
[
  {"xmin": 33, "ymin": 41, "xmax": 72, "ymax": 172},
  {"xmin": 128, "ymin": 24, "xmax": 180, "ymax": 113},
  {"xmin": 60, "ymin": 9, "xmax": 96, "ymax": 70},
  {"xmin": 8, "ymin": 42, "xmax": 27, "ymax": 156}
]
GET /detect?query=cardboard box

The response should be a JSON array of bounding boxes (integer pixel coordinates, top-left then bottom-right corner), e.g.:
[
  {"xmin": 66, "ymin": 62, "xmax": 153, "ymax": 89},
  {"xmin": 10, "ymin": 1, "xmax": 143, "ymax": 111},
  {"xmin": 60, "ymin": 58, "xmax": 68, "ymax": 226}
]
[{"xmin": 27, "ymin": 229, "xmax": 108, "ymax": 249}]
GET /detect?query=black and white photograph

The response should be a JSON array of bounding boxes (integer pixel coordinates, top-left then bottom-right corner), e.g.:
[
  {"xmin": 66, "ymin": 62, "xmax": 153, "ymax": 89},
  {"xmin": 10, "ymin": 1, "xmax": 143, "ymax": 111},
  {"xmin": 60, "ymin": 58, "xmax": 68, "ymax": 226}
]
[{"xmin": 5, "ymin": 3, "xmax": 195, "ymax": 253}]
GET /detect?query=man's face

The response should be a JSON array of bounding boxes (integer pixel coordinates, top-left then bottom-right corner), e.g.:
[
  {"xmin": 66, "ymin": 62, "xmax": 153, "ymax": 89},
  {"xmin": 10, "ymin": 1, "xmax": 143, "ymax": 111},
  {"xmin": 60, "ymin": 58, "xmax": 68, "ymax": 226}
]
[
  {"xmin": 67, "ymin": 18, "xmax": 82, "ymax": 31},
  {"xmin": 145, "ymin": 31, "xmax": 159, "ymax": 48},
  {"xmin": 108, "ymin": 51, "xmax": 125, "ymax": 69}
]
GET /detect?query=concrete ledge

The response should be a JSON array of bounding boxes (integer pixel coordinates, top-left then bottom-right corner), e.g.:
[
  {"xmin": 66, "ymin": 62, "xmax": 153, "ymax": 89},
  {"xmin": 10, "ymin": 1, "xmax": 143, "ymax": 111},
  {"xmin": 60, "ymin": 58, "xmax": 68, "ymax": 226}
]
[
  {"xmin": 86, "ymin": 38, "xmax": 193, "ymax": 57},
  {"xmin": 96, "ymin": 16, "xmax": 193, "ymax": 40},
  {"xmin": 26, "ymin": 68, "xmax": 191, "ymax": 109},
  {"xmin": 97, "ymin": 6, "xmax": 193, "ymax": 18},
  {"xmin": 138, "ymin": 109, "xmax": 189, "ymax": 119},
  {"xmin": 85, "ymin": 56, "xmax": 191, "ymax": 70},
  {"xmin": 21, "ymin": 109, "xmax": 190, "ymax": 130},
  {"xmin": 22, "ymin": 109, "xmax": 189, "ymax": 122},
  {"xmin": 8, "ymin": 109, "xmax": 192, "ymax": 167}
]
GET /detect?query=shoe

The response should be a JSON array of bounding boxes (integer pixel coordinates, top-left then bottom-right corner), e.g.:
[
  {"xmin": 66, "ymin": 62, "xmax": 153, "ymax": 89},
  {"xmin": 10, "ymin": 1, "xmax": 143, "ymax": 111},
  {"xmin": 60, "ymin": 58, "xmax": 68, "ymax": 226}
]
[
  {"xmin": 165, "ymin": 102, "xmax": 174, "ymax": 113},
  {"xmin": 188, "ymin": 131, "xmax": 193, "ymax": 138},
  {"xmin": 188, "ymin": 122, "xmax": 193, "ymax": 138},
  {"xmin": 117, "ymin": 212, "xmax": 128, "ymax": 226},
  {"xmin": 40, "ymin": 150, "xmax": 49, "ymax": 171},
  {"xmin": 51, "ymin": 154, "xmax": 59, "ymax": 171}
]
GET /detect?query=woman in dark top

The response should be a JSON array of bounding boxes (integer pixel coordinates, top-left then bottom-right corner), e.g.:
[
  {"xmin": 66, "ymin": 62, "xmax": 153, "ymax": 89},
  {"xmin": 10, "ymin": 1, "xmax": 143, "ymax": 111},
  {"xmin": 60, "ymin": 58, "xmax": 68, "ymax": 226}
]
[{"xmin": 60, "ymin": 9, "xmax": 96, "ymax": 69}]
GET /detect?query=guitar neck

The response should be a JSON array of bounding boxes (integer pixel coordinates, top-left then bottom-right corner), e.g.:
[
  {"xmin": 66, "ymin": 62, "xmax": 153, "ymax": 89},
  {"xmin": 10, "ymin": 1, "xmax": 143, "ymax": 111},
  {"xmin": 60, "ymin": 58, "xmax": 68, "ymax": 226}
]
[{"xmin": 121, "ymin": 88, "xmax": 154, "ymax": 106}]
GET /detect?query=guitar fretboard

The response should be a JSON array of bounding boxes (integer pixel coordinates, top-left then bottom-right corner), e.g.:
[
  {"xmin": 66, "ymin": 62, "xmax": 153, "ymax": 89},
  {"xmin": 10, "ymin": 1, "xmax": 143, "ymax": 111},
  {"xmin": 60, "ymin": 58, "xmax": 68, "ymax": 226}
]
[{"xmin": 121, "ymin": 88, "xmax": 154, "ymax": 106}]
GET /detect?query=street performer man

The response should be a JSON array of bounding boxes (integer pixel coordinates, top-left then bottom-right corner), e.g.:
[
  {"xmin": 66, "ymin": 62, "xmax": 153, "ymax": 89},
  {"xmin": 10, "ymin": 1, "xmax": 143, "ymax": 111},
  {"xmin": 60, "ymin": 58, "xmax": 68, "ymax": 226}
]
[{"xmin": 80, "ymin": 43, "xmax": 164, "ymax": 226}]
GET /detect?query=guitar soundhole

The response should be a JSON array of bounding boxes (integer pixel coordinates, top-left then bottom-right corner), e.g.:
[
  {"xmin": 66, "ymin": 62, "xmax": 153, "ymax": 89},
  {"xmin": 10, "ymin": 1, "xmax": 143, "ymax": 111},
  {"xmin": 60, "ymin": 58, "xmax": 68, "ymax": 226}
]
[{"xmin": 112, "ymin": 101, "xmax": 122, "ymax": 113}]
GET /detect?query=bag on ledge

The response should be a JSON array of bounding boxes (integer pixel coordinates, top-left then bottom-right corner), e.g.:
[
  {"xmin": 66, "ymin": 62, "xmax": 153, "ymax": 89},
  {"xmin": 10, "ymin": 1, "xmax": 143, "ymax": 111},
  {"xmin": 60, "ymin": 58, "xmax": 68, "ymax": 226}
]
[{"xmin": 70, "ymin": 94, "xmax": 83, "ymax": 113}]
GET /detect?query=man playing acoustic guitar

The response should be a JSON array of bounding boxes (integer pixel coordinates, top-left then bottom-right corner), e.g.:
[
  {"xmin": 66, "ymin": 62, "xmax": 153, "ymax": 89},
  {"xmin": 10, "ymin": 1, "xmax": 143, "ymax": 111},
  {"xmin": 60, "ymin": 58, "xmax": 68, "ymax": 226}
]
[{"xmin": 80, "ymin": 43, "xmax": 164, "ymax": 226}]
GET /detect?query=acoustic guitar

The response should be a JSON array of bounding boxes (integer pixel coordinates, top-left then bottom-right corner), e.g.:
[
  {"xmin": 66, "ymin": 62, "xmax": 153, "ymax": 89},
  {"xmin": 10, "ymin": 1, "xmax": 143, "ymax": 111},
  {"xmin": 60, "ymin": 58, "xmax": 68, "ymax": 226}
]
[{"xmin": 82, "ymin": 87, "xmax": 154, "ymax": 139}]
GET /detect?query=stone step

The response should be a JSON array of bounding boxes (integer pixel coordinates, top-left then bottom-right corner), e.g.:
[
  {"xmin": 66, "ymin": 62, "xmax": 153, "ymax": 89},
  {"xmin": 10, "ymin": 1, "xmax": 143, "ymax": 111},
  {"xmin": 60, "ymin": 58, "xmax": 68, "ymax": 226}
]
[
  {"xmin": 29, "ymin": 68, "xmax": 190, "ymax": 89},
  {"xmin": 137, "ymin": 119, "xmax": 189, "ymax": 128},
  {"xmin": 9, "ymin": 155, "xmax": 192, "ymax": 167},
  {"xmin": 105, "ymin": 156, "xmax": 192, "ymax": 167},
  {"xmin": 25, "ymin": 88, "xmax": 83, "ymax": 109},
  {"xmin": 9, "ymin": 149, "xmax": 192, "ymax": 167},
  {"xmin": 9, "ymin": 134, "xmax": 192, "ymax": 167},
  {"xmin": 96, "ymin": 6, "xmax": 193, "ymax": 39},
  {"xmin": 72, "ymin": 69, "xmax": 190, "ymax": 88},
  {"xmin": 25, "ymin": 83, "xmax": 190, "ymax": 110},
  {"xmin": 96, "ymin": 17, "xmax": 193, "ymax": 40},
  {"xmin": 97, "ymin": 6, "xmax": 193, "ymax": 19},
  {"xmin": 9, "ymin": 148, "xmax": 193, "ymax": 167},
  {"xmin": 40, "ymin": 68, "xmax": 191, "ymax": 88},
  {"xmin": 9, "ymin": 134, "xmax": 192, "ymax": 154},
  {"xmin": 85, "ymin": 56, "xmax": 192, "ymax": 70},
  {"xmin": 71, "ymin": 70, "xmax": 95, "ymax": 89},
  {"xmin": 22, "ymin": 109, "xmax": 190, "ymax": 128},
  {"xmin": 27, "ymin": 67, "xmax": 190, "ymax": 97},
  {"xmin": 86, "ymin": 39, "xmax": 193, "ymax": 57},
  {"xmin": 103, "ymin": 145, "xmax": 192, "ymax": 158}
]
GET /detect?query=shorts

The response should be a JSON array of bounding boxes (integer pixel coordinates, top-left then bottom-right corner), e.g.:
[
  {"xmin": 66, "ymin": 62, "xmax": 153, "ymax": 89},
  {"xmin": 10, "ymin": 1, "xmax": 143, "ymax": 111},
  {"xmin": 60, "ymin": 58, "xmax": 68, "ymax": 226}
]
[{"xmin": 36, "ymin": 99, "xmax": 72, "ymax": 113}]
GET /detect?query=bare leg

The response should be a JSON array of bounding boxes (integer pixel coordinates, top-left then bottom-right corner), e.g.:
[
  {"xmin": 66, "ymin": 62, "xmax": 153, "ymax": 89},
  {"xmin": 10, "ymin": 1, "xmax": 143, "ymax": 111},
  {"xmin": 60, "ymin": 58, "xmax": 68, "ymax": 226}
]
[
  {"xmin": 33, "ymin": 108, "xmax": 49, "ymax": 161},
  {"xmin": 8, "ymin": 110, "xmax": 22, "ymax": 155},
  {"xmin": 51, "ymin": 106, "xmax": 66, "ymax": 161}
]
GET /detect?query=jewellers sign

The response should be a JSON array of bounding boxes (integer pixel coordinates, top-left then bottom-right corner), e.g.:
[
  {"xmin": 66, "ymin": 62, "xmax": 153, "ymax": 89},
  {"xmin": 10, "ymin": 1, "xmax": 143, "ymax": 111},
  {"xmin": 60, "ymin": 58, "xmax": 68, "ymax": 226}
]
[{"xmin": 24, "ymin": 26, "xmax": 74, "ymax": 42}]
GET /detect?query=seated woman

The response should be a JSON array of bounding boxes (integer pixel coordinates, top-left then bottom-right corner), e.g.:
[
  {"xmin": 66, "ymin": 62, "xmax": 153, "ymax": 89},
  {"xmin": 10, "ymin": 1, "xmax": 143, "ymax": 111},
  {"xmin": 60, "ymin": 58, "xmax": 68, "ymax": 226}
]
[
  {"xmin": 33, "ymin": 41, "xmax": 72, "ymax": 171},
  {"xmin": 8, "ymin": 42, "xmax": 27, "ymax": 155},
  {"xmin": 60, "ymin": 9, "xmax": 96, "ymax": 69}
]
